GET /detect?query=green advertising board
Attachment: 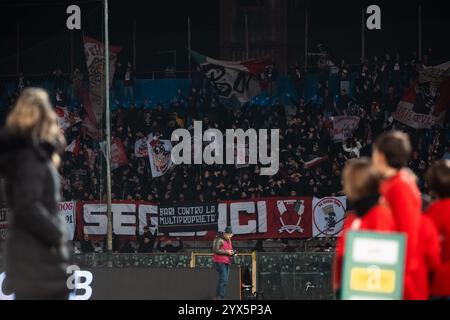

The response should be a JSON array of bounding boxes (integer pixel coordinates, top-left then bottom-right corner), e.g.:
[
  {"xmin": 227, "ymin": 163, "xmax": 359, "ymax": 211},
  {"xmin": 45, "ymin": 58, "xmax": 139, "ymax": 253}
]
[{"xmin": 341, "ymin": 231, "xmax": 406, "ymax": 300}]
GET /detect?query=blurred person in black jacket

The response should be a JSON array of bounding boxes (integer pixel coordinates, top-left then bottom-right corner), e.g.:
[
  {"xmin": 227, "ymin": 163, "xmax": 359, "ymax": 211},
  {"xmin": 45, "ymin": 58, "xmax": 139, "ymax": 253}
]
[{"xmin": 0, "ymin": 88, "xmax": 70, "ymax": 300}]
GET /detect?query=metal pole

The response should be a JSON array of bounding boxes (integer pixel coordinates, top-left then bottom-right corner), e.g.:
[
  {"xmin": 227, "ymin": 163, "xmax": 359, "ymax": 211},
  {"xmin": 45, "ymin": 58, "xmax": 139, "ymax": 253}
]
[
  {"xmin": 174, "ymin": 50, "xmax": 177, "ymax": 71},
  {"xmin": 304, "ymin": 9, "xmax": 308, "ymax": 71},
  {"xmin": 245, "ymin": 14, "xmax": 249, "ymax": 60},
  {"xmin": 133, "ymin": 19, "xmax": 136, "ymax": 71},
  {"xmin": 188, "ymin": 16, "xmax": 191, "ymax": 78},
  {"xmin": 104, "ymin": 0, "xmax": 113, "ymax": 253},
  {"xmin": 418, "ymin": 5, "xmax": 422, "ymax": 61},
  {"xmin": 70, "ymin": 31, "xmax": 74, "ymax": 75},
  {"xmin": 16, "ymin": 21, "xmax": 20, "ymax": 76},
  {"xmin": 361, "ymin": 8, "xmax": 365, "ymax": 61}
]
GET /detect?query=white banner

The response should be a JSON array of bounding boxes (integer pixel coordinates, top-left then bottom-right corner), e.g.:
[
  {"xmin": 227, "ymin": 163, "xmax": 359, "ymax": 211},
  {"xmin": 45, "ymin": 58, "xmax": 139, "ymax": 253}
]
[
  {"xmin": 134, "ymin": 136, "xmax": 149, "ymax": 158},
  {"xmin": 58, "ymin": 201, "xmax": 76, "ymax": 240},
  {"xmin": 393, "ymin": 62, "xmax": 450, "ymax": 129},
  {"xmin": 332, "ymin": 116, "xmax": 360, "ymax": 142},
  {"xmin": 147, "ymin": 136, "xmax": 173, "ymax": 178},
  {"xmin": 0, "ymin": 203, "xmax": 75, "ymax": 241},
  {"xmin": 191, "ymin": 50, "xmax": 270, "ymax": 104},
  {"xmin": 55, "ymin": 106, "xmax": 81, "ymax": 133},
  {"xmin": 312, "ymin": 197, "xmax": 347, "ymax": 237},
  {"xmin": 82, "ymin": 203, "xmax": 137, "ymax": 236}
]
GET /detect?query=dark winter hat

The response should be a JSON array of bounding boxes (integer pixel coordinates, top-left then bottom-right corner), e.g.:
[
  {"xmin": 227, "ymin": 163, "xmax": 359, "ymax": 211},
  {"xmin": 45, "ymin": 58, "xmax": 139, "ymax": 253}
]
[{"xmin": 224, "ymin": 226, "xmax": 233, "ymax": 234}]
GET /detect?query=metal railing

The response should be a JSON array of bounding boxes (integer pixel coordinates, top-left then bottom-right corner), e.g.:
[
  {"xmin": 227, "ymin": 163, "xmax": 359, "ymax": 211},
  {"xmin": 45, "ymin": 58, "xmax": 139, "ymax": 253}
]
[
  {"xmin": 69, "ymin": 251, "xmax": 334, "ymax": 299},
  {"xmin": 1, "ymin": 251, "xmax": 335, "ymax": 299}
]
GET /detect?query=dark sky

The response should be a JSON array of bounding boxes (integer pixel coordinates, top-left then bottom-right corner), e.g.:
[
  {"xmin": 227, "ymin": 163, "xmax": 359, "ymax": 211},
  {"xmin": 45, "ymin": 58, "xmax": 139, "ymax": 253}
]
[
  {"xmin": 0, "ymin": 0, "xmax": 449, "ymax": 77},
  {"xmin": 0, "ymin": 0, "xmax": 220, "ymax": 76}
]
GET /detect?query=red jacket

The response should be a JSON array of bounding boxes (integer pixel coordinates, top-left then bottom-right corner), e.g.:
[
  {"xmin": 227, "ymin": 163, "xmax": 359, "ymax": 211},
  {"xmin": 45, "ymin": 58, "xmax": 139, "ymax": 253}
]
[
  {"xmin": 380, "ymin": 169, "xmax": 422, "ymax": 300},
  {"xmin": 333, "ymin": 205, "xmax": 396, "ymax": 292},
  {"xmin": 415, "ymin": 216, "xmax": 441, "ymax": 299},
  {"xmin": 426, "ymin": 199, "xmax": 450, "ymax": 297}
]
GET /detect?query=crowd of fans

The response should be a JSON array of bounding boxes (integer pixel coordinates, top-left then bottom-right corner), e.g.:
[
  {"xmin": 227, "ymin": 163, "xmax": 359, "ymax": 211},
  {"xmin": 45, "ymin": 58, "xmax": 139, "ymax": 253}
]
[
  {"xmin": 0, "ymin": 50, "xmax": 449, "ymax": 255},
  {"xmin": 53, "ymin": 51, "xmax": 449, "ymax": 204}
]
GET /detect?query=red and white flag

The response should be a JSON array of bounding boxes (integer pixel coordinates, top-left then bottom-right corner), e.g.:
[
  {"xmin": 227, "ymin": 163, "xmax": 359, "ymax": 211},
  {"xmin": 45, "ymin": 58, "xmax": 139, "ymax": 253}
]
[
  {"xmin": 55, "ymin": 106, "xmax": 82, "ymax": 133},
  {"xmin": 82, "ymin": 36, "xmax": 122, "ymax": 139},
  {"xmin": 331, "ymin": 116, "xmax": 360, "ymax": 142},
  {"xmin": 147, "ymin": 135, "xmax": 173, "ymax": 178},
  {"xmin": 394, "ymin": 61, "xmax": 450, "ymax": 129},
  {"xmin": 304, "ymin": 156, "xmax": 329, "ymax": 169},
  {"xmin": 190, "ymin": 50, "xmax": 271, "ymax": 104},
  {"xmin": 134, "ymin": 136, "xmax": 149, "ymax": 158},
  {"xmin": 65, "ymin": 137, "xmax": 81, "ymax": 155},
  {"xmin": 99, "ymin": 137, "xmax": 129, "ymax": 170}
]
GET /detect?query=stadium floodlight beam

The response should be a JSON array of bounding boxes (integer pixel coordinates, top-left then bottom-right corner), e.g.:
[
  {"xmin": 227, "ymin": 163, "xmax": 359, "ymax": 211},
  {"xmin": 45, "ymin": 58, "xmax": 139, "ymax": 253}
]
[{"xmin": 104, "ymin": 0, "xmax": 113, "ymax": 253}]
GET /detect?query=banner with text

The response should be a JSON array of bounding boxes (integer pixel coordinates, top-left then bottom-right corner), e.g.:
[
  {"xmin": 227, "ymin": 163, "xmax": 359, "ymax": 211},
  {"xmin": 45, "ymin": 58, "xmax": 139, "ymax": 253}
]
[
  {"xmin": 312, "ymin": 196, "xmax": 347, "ymax": 237},
  {"xmin": 158, "ymin": 202, "xmax": 218, "ymax": 233},
  {"xmin": 332, "ymin": 116, "xmax": 360, "ymax": 142},
  {"xmin": 190, "ymin": 50, "xmax": 271, "ymax": 105},
  {"xmin": 58, "ymin": 201, "xmax": 76, "ymax": 241},
  {"xmin": 76, "ymin": 197, "xmax": 314, "ymax": 241},
  {"xmin": 1, "ymin": 202, "xmax": 76, "ymax": 241},
  {"xmin": 394, "ymin": 61, "xmax": 450, "ymax": 129}
]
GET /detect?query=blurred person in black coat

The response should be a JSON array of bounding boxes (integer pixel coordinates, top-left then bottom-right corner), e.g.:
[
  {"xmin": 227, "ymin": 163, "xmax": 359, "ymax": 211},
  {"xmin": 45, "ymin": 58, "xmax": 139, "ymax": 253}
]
[{"xmin": 0, "ymin": 88, "xmax": 70, "ymax": 300}]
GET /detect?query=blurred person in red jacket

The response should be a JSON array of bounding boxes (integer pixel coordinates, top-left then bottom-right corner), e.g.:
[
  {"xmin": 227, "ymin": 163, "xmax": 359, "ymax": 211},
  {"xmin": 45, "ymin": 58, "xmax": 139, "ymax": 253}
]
[
  {"xmin": 372, "ymin": 131, "xmax": 422, "ymax": 300},
  {"xmin": 416, "ymin": 214, "xmax": 441, "ymax": 299},
  {"xmin": 425, "ymin": 160, "xmax": 450, "ymax": 299},
  {"xmin": 333, "ymin": 158, "xmax": 396, "ymax": 297}
]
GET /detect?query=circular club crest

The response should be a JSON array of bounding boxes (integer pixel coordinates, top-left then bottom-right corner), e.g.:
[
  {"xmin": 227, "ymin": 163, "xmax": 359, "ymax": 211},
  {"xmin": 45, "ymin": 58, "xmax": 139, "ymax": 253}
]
[{"xmin": 312, "ymin": 198, "xmax": 345, "ymax": 236}]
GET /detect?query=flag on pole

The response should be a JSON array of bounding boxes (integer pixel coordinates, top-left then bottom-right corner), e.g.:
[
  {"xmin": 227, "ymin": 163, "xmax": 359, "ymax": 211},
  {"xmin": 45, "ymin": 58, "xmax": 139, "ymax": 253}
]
[
  {"xmin": 55, "ymin": 106, "xmax": 82, "ymax": 133},
  {"xmin": 190, "ymin": 50, "xmax": 271, "ymax": 105},
  {"xmin": 82, "ymin": 36, "xmax": 122, "ymax": 139},
  {"xmin": 134, "ymin": 136, "xmax": 149, "ymax": 158},
  {"xmin": 394, "ymin": 61, "xmax": 450, "ymax": 129},
  {"xmin": 147, "ymin": 135, "xmax": 173, "ymax": 178},
  {"xmin": 304, "ymin": 156, "xmax": 329, "ymax": 169},
  {"xmin": 99, "ymin": 137, "xmax": 128, "ymax": 170},
  {"xmin": 65, "ymin": 137, "xmax": 81, "ymax": 155}
]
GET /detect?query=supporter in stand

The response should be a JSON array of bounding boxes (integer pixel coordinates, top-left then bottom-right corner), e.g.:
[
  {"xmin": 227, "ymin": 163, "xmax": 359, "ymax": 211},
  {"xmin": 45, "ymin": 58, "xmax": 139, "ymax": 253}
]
[
  {"xmin": 157, "ymin": 237, "xmax": 183, "ymax": 253},
  {"xmin": 80, "ymin": 234, "xmax": 95, "ymax": 253},
  {"xmin": 0, "ymin": 51, "xmax": 448, "ymax": 265},
  {"xmin": 138, "ymin": 226, "xmax": 157, "ymax": 253}
]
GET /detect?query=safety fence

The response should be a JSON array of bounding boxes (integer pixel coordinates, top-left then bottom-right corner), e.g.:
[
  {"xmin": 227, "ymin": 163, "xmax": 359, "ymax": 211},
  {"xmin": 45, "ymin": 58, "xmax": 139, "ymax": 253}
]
[{"xmin": 69, "ymin": 252, "xmax": 334, "ymax": 300}]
